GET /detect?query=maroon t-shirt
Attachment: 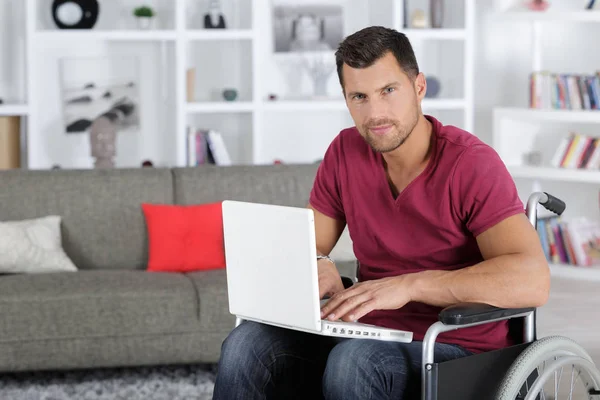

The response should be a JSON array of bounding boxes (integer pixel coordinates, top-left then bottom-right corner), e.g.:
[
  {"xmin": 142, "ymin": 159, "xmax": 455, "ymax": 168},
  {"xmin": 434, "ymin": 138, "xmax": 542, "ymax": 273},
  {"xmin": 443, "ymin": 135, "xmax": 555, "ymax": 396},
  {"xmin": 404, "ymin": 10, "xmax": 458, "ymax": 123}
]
[{"xmin": 309, "ymin": 115, "xmax": 525, "ymax": 354}]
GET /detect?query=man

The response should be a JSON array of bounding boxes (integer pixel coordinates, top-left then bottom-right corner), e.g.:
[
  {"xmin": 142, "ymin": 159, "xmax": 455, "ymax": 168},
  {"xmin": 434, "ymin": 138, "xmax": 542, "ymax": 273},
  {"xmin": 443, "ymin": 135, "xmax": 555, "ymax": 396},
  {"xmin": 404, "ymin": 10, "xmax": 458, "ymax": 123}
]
[{"xmin": 212, "ymin": 26, "xmax": 549, "ymax": 400}]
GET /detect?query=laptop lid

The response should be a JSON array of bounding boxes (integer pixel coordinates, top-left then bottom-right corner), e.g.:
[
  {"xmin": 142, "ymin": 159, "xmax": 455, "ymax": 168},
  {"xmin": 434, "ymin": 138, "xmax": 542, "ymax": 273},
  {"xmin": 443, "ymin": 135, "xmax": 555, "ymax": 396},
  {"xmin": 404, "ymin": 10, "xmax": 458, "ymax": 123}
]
[{"xmin": 222, "ymin": 200, "xmax": 322, "ymax": 333}]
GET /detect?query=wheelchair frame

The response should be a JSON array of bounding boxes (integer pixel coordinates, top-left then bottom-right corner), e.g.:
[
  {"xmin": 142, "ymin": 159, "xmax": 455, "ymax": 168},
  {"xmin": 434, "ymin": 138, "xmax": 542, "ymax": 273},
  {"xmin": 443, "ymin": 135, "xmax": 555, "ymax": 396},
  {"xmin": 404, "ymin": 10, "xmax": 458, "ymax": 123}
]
[
  {"xmin": 417, "ymin": 191, "xmax": 571, "ymax": 399},
  {"xmin": 341, "ymin": 191, "xmax": 572, "ymax": 399}
]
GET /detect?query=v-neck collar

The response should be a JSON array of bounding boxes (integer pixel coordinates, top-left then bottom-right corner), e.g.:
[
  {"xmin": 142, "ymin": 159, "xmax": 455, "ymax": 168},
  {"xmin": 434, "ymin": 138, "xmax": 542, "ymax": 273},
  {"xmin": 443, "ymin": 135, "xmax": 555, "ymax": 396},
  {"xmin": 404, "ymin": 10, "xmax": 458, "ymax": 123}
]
[{"xmin": 377, "ymin": 119, "xmax": 438, "ymax": 206}]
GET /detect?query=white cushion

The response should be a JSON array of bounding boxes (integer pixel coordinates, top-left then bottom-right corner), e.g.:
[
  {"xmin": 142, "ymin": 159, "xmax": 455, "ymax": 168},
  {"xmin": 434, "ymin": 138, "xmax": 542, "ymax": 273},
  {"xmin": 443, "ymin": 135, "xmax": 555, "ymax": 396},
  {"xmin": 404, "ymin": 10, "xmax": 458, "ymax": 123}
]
[{"xmin": 0, "ymin": 215, "xmax": 77, "ymax": 273}]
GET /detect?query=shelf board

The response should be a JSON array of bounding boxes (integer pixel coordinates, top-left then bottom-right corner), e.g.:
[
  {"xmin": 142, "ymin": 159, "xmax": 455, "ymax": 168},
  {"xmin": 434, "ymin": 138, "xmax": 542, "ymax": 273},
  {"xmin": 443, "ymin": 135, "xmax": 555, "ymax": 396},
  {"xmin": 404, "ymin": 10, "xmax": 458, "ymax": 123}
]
[
  {"xmin": 0, "ymin": 104, "xmax": 29, "ymax": 116},
  {"xmin": 400, "ymin": 28, "xmax": 466, "ymax": 40},
  {"xmin": 422, "ymin": 98, "xmax": 466, "ymax": 109},
  {"xmin": 35, "ymin": 30, "xmax": 177, "ymax": 41},
  {"xmin": 186, "ymin": 102, "xmax": 254, "ymax": 113},
  {"xmin": 262, "ymin": 99, "xmax": 347, "ymax": 111},
  {"xmin": 495, "ymin": 107, "xmax": 600, "ymax": 123},
  {"xmin": 508, "ymin": 165, "xmax": 600, "ymax": 184},
  {"xmin": 262, "ymin": 98, "xmax": 466, "ymax": 112},
  {"xmin": 502, "ymin": 9, "xmax": 600, "ymax": 22},
  {"xmin": 186, "ymin": 29, "xmax": 253, "ymax": 41},
  {"xmin": 550, "ymin": 263, "xmax": 600, "ymax": 281}
]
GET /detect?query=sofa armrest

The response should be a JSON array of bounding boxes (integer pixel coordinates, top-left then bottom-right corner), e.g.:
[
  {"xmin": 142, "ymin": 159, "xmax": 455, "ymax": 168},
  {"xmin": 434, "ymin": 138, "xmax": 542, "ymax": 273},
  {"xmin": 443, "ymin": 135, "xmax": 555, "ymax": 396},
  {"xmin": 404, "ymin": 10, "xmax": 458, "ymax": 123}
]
[{"xmin": 439, "ymin": 302, "xmax": 535, "ymax": 326}]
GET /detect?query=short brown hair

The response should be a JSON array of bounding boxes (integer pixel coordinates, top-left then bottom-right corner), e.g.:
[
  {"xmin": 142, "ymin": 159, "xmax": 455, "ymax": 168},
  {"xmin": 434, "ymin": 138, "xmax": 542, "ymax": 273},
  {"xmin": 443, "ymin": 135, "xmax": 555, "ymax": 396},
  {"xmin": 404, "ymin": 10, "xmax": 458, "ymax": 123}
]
[{"xmin": 335, "ymin": 26, "xmax": 420, "ymax": 90}]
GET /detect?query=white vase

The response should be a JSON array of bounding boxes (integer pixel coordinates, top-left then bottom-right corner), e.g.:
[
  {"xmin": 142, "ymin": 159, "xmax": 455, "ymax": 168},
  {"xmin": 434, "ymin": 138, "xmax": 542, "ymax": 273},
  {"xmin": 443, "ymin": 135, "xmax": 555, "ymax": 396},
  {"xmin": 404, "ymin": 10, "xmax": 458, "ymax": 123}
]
[{"xmin": 136, "ymin": 17, "xmax": 153, "ymax": 30}]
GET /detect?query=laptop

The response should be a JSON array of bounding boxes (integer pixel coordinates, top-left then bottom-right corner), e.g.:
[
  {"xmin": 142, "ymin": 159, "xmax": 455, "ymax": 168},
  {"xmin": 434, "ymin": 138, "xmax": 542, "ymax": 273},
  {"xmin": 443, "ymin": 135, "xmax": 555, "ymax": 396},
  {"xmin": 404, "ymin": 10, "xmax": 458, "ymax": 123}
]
[{"xmin": 222, "ymin": 200, "xmax": 413, "ymax": 343}]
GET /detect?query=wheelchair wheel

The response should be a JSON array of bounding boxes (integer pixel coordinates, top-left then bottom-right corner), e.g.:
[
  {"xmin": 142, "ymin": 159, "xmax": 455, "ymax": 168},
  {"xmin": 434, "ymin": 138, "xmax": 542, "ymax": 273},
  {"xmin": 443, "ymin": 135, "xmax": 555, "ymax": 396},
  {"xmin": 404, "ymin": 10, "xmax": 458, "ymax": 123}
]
[{"xmin": 496, "ymin": 336, "xmax": 600, "ymax": 400}]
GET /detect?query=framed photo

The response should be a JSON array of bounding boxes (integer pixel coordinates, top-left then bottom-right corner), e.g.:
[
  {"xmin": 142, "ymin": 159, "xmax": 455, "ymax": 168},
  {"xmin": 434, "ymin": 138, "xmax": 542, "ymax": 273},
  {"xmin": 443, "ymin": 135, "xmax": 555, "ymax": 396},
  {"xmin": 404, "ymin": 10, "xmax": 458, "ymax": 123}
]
[
  {"xmin": 272, "ymin": 3, "xmax": 344, "ymax": 53},
  {"xmin": 59, "ymin": 56, "xmax": 140, "ymax": 134}
]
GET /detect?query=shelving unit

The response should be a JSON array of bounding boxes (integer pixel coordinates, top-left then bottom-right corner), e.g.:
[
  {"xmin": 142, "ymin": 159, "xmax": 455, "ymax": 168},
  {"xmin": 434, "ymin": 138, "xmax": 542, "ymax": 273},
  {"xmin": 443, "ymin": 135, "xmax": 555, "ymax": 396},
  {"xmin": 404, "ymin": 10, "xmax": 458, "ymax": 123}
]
[
  {"xmin": 12, "ymin": 0, "xmax": 477, "ymax": 169},
  {"xmin": 493, "ymin": 1, "xmax": 600, "ymax": 277}
]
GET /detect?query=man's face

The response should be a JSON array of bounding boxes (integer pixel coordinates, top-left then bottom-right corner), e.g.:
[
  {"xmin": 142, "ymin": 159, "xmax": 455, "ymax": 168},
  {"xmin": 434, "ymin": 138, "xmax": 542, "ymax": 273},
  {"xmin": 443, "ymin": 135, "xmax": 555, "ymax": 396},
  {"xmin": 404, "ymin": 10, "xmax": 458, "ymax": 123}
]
[{"xmin": 342, "ymin": 52, "xmax": 424, "ymax": 153}]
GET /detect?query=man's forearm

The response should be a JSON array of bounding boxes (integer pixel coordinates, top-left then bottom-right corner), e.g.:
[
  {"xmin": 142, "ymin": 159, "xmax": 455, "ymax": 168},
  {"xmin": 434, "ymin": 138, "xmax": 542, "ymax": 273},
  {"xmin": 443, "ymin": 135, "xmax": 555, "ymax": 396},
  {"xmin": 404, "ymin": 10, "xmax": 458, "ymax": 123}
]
[{"xmin": 408, "ymin": 253, "xmax": 550, "ymax": 309}]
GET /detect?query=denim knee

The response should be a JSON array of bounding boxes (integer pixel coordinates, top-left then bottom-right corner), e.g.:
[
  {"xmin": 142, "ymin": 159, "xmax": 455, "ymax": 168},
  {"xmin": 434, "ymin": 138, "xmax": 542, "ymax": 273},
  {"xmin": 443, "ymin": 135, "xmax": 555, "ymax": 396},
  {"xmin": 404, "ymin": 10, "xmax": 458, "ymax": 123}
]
[
  {"xmin": 217, "ymin": 321, "xmax": 268, "ymax": 374},
  {"xmin": 322, "ymin": 339, "xmax": 411, "ymax": 400}
]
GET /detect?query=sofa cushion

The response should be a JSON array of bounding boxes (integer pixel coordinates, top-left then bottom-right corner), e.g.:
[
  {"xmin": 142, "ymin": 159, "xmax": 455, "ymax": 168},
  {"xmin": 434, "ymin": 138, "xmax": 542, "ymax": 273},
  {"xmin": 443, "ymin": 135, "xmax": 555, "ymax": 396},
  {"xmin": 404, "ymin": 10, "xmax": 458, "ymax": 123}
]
[
  {"xmin": 0, "ymin": 215, "xmax": 77, "ymax": 273},
  {"xmin": 172, "ymin": 164, "xmax": 319, "ymax": 207},
  {"xmin": 185, "ymin": 269, "xmax": 235, "ymax": 333},
  {"xmin": 142, "ymin": 202, "xmax": 226, "ymax": 272},
  {"xmin": 0, "ymin": 168, "xmax": 174, "ymax": 270},
  {"xmin": 0, "ymin": 270, "xmax": 201, "ymax": 343}
]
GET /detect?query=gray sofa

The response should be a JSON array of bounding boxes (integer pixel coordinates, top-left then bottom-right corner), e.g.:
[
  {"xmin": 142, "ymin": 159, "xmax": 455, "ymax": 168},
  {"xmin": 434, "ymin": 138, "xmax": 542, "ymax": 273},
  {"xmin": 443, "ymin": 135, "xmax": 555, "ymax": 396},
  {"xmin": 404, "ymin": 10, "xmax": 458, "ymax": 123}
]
[{"xmin": 0, "ymin": 165, "xmax": 357, "ymax": 373}]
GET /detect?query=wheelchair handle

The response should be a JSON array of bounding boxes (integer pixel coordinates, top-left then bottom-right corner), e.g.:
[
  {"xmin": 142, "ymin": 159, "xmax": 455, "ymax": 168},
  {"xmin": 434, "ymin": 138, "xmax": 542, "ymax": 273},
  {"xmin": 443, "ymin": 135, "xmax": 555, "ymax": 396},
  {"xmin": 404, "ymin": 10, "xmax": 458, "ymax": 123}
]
[
  {"xmin": 526, "ymin": 191, "xmax": 566, "ymax": 228},
  {"xmin": 539, "ymin": 192, "xmax": 566, "ymax": 215}
]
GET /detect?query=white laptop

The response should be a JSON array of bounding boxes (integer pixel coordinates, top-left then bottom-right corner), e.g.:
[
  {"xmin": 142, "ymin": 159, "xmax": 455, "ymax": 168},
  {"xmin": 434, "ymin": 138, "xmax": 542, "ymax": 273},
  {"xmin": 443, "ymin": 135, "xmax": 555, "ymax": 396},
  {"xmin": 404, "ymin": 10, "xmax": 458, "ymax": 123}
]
[{"xmin": 222, "ymin": 200, "xmax": 413, "ymax": 343}]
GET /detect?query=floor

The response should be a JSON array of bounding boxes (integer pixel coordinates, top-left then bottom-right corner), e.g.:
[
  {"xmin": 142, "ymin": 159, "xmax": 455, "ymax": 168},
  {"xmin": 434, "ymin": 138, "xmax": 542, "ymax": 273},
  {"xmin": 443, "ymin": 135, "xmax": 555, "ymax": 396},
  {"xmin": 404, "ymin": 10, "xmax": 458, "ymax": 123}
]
[
  {"xmin": 537, "ymin": 275, "xmax": 600, "ymax": 364},
  {"xmin": 0, "ymin": 364, "xmax": 217, "ymax": 400}
]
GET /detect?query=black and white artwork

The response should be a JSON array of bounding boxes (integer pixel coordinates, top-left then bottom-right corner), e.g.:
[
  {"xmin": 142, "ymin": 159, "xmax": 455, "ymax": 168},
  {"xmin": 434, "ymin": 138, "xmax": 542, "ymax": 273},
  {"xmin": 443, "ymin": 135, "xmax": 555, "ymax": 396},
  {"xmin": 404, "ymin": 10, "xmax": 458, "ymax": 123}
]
[
  {"xmin": 59, "ymin": 56, "xmax": 140, "ymax": 134},
  {"xmin": 272, "ymin": 3, "xmax": 344, "ymax": 53}
]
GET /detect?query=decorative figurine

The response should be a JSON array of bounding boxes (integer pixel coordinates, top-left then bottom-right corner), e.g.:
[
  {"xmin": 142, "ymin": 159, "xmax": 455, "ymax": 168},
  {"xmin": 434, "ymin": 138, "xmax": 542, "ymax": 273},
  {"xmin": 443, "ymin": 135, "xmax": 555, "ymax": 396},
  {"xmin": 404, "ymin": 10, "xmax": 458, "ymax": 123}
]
[
  {"xmin": 204, "ymin": 0, "xmax": 226, "ymax": 29},
  {"xmin": 222, "ymin": 88, "xmax": 238, "ymax": 101},
  {"xmin": 411, "ymin": 9, "xmax": 427, "ymax": 28},
  {"xmin": 89, "ymin": 113, "xmax": 117, "ymax": 169}
]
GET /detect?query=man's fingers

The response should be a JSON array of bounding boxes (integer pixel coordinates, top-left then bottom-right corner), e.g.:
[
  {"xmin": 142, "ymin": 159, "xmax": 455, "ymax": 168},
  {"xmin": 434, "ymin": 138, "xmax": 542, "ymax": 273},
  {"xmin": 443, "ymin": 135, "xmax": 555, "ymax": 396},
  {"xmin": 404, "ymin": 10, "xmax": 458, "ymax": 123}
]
[
  {"xmin": 340, "ymin": 299, "xmax": 377, "ymax": 322},
  {"xmin": 320, "ymin": 285, "xmax": 353, "ymax": 317},
  {"xmin": 323, "ymin": 290, "xmax": 371, "ymax": 321}
]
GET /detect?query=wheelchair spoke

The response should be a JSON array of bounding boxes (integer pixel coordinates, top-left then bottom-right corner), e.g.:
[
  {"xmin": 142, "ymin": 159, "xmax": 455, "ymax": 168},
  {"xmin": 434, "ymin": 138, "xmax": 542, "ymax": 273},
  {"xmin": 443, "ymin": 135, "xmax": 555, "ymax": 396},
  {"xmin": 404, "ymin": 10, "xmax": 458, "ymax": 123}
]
[
  {"xmin": 555, "ymin": 365, "xmax": 564, "ymax": 399},
  {"xmin": 568, "ymin": 366, "xmax": 581, "ymax": 400}
]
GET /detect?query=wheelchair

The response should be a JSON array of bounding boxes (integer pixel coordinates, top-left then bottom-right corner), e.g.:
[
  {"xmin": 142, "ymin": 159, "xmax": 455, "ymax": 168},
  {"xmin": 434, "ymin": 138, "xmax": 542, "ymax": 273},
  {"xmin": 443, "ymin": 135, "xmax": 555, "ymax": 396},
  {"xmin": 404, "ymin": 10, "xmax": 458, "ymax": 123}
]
[{"xmin": 338, "ymin": 192, "xmax": 600, "ymax": 400}]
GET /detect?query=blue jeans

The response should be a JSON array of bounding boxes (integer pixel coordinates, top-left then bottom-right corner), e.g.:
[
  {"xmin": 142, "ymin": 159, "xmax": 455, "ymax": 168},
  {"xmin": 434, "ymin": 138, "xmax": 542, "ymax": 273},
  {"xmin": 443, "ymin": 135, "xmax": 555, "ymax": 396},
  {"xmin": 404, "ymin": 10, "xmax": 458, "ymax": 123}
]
[{"xmin": 212, "ymin": 321, "xmax": 472, "ymax": 400}]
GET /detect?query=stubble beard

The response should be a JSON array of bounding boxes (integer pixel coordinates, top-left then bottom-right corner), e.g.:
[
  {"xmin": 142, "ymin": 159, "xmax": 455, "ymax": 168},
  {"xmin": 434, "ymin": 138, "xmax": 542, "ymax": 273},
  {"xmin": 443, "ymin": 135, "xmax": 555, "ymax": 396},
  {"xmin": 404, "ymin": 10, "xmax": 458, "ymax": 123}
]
[{"xmin": 360, "ymin": 109, "xmax": 419, "ymax": 154}]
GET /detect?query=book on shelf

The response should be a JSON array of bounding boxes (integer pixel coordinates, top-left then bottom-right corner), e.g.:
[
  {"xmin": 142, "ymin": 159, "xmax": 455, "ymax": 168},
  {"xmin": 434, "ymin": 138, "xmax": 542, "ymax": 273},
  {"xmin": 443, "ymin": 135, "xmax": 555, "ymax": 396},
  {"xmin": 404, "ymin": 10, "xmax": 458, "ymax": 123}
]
[
  {"xmin": 537, "ymin": 215, "xmax": 600, "ymax": 267},
  {"xmin": 529, "ymin": 71, "xmax": 600, "ymax": 110},
  {"xmin": 551, "ymin": 132, "xmax": 600, "ymax": 169},
  {"xmin": 186, "ymin": 127, "xmax": 232, "ymax": 167}
]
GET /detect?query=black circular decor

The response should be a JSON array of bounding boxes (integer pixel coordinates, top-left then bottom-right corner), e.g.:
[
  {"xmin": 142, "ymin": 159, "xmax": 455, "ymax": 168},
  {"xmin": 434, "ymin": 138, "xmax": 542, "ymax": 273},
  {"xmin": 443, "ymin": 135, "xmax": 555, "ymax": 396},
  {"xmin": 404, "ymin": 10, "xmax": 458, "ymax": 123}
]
[{"xmin": 52, "ymin": 0, "xmax": 99, "ymax": 29}]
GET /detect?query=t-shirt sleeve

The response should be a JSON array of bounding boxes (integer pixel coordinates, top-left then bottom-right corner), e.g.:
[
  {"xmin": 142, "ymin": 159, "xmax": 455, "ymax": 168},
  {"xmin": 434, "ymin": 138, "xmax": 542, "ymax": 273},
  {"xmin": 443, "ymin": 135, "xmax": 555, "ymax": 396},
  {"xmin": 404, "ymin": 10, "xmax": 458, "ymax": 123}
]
[
  {"xmin": 309, "ymin": 135, "xmax": 346, "ymax": 222},
  {"xmin": 451, "ymin": 144, "xmax": 525, "ymax": 237}
]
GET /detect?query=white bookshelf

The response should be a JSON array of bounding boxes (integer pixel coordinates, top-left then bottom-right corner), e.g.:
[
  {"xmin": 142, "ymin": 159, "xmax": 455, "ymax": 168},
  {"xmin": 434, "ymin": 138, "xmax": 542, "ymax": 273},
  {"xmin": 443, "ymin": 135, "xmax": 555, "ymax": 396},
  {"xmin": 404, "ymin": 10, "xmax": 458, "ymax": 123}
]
[
  {"xmin": 492, "ymin": 2, "xmax": 600, "ymax": 184},
  {"xmin": 493, "ymin": 2, "xmax": 600, "ymax": 279},
  {"xmin": 16, "ymin": 0, "xmax": 477, "ymax": 169}
]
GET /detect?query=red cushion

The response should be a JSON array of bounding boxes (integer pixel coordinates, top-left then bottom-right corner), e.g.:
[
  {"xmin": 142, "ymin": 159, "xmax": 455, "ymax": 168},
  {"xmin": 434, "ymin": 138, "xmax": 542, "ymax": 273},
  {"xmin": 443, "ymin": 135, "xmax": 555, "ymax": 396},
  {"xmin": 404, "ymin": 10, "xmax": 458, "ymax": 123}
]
[{"xmin": 141, "ymin": 202, "xmax": 225, "ymax": 272}]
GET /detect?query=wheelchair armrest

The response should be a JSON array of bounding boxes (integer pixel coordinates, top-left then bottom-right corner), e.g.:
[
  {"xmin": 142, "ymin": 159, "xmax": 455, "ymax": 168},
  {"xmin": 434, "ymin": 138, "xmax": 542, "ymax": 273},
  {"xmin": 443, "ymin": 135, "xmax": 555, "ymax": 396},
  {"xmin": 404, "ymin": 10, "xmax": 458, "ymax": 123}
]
[{"xmin": 439, "ymin": 302, "xmax": 535, "ymax": 326}]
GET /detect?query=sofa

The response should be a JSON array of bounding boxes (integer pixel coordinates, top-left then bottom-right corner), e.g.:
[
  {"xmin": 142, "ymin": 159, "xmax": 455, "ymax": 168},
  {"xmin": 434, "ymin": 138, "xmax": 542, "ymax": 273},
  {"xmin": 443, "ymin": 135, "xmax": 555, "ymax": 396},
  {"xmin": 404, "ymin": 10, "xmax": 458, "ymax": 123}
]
[{"xmin": 0, "ymin": 164, "xmax": 357, "ymax": 373}]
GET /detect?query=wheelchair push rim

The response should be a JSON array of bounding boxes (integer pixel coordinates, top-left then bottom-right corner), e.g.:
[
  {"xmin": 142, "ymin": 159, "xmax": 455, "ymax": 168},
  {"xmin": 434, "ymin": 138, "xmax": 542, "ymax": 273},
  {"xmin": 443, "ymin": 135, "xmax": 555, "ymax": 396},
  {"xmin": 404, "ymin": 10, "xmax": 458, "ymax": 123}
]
[{"xmin": 496, "ymin": 336, "xmax": 600, "ymax": 400}]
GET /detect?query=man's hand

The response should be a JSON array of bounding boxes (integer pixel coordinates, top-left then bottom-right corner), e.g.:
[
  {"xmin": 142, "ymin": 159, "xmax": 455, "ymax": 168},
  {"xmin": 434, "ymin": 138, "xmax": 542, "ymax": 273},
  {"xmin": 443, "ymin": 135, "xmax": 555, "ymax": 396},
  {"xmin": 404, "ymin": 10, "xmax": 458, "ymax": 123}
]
[
  {"xmin": 320, "ymin": 275, "xmax": 414, "ymax": 322},
  {"xmin": 318, "ymin": 259, "xmax": 345, "ymax": 299}
]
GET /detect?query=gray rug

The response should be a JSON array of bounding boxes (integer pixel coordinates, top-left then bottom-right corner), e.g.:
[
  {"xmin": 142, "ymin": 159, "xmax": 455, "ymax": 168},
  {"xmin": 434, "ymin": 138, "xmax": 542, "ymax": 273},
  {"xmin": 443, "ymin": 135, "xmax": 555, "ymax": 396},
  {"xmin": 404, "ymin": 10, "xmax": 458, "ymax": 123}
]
[{"xmin": 0, "ymin": 364, "xmax": 217, "ymax": 400}]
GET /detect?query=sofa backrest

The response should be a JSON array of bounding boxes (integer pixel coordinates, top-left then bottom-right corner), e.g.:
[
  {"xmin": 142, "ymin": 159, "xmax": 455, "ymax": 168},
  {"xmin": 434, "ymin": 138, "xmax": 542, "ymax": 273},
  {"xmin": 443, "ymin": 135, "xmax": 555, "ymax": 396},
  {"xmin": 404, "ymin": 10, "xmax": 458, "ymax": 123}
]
[
  {"xmin": 172, "ymin": 164, "xmax": 320, "ymax": 207},
  {"xmin": 0, "ymin": 168, "xmax": 174, "ymax": 270}
]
